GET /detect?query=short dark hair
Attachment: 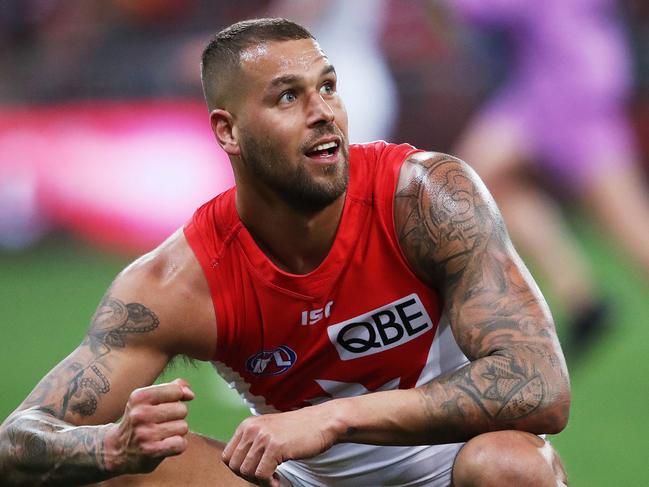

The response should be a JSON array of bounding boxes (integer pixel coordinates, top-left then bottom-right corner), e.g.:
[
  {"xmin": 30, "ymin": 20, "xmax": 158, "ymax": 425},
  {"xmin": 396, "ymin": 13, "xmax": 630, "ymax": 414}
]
[{"xmin": 201, "ymin": 18, "xmax": 314, "ymax": 110}]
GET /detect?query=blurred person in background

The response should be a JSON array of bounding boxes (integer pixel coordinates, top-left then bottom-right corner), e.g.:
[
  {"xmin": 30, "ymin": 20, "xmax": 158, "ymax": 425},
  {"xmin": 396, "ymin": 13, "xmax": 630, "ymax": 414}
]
[
  {"xmin": 0, "ymin": 18, "xmax": 570, "ymax": 487},
  {"xmin": 437, "ymin": 0, "xmax": 649, "ymax": 358}
]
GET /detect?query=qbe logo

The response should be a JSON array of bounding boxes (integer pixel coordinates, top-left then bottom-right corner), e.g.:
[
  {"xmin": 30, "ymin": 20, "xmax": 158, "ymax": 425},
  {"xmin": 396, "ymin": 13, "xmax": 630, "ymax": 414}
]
[
  {"xmin": 327, "ymin": 294, "xmax": 433, "ymax": 361},
  {"xmin": 246, "ymin": 346, "xmax": 297, "ymax": 376}
]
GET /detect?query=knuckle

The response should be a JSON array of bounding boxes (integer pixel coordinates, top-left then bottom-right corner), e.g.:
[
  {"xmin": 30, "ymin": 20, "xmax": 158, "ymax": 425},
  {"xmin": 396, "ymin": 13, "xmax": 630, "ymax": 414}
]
[
  {"xmin": 171, "ymin": 402, "xmax": 188, "ymax": 419},
  {"xmin": 255, "ymin": 466, "xmax": 273, "ymax": 482},
  {"xmin": 168, "ymin": 436, "xmax": 187, "ymax": 455},
  {"xmin": 167, "ymin": 384, "xmax": 183, "ymax": 399},
  {"xmin": 228, "ymin": 458, "xmax": 241, "ymax": 472},
  {"xmin": 178, "ymin": 402, "xmax": 189, "ymax": 417},
  {"xmin": 132, "ymin": 426, "xmax": 150, "ymax": 444},
  {"xmin": 129, "ymin": 406, "xmax": 151, "ymax": 425},
  {"xmin": 234, "ymin": 443, "xmax": 249, "ymax": 457},
  {"xmin": 239, "ymin": 463, "xmax": 254, "ymax": 477},
  {"xmin": 139, "ymin": 442, "xmax": 157, "ymax": 457},
  {"xmin": 178, "ymin": 436, "xmax": 188, "ymax": 451},
  {"xmin": 241, "ymin": 417, "xmax": 255, "ymax": 429},
  {"xmin": 129, "ymin": 409, "xmax": 144, "ymax": 425},
  {"xmin": 129, "ymin": 388, "xmax": 149, "ymax": 405}
]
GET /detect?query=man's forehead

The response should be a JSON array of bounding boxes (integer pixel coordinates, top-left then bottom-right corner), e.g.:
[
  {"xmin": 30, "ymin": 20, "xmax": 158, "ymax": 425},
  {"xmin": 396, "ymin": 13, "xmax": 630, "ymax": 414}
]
[{"xmin": 239, "ymin": 38, "xmax": 330, "ymax": 81}]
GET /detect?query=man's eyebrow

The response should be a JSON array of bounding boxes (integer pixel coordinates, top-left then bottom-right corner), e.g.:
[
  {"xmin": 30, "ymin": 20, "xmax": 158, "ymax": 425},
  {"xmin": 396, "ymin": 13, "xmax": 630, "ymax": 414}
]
[
  {"xmin": 270, "ymin": 74, "xmax": 301, "ymax": 88},
  {"xmin": 268, "ymin": 64, "xmax": 336, "ymax": 88},
  {"xmin": 321, "ymin": 64, "xmax": 336, "ymax": 77}
]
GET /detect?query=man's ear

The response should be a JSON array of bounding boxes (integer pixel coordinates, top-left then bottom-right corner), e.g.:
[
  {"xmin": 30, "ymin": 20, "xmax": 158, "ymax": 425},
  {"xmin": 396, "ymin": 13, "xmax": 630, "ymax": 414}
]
[{"xmin": 210, "ymin": 109, "xmax": 240, "ymax": 156}]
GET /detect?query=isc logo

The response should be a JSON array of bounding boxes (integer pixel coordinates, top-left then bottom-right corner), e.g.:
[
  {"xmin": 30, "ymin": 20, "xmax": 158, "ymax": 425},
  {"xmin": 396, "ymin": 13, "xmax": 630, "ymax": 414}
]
[
  {"xmin": 301, "ymin": 301, "xmax": 334, "ymax": 325},
  {"xmin": 246, "ymin": 346, "xmax": 297, "ymax": 376},
  {"xmin": 327, "ymin": 294, "xmax": 432, "ymax": 361}
]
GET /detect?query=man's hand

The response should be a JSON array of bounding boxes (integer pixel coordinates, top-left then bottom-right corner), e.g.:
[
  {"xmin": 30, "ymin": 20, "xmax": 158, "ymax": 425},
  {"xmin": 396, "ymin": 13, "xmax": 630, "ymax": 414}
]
[
  {"xmin": 104, "ymin": 378, "xmax": 195, "ymax": 476},
  {"xmin": 222, "ymin": 406, "xmax": 340, "ymax": 486}
]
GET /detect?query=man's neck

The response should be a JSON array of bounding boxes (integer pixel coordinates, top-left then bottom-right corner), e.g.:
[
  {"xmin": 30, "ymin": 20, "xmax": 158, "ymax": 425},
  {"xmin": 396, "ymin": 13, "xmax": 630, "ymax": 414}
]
[{"xmin": 235, "ymin": 187, "xmax": 346, "ymax": 275}]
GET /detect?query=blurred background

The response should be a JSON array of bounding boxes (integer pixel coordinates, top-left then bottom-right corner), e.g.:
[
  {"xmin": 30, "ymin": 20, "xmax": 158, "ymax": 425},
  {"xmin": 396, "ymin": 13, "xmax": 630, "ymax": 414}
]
[{"xmin": 1, "ymin": 1, "xmax": 648, "ymax": 485}]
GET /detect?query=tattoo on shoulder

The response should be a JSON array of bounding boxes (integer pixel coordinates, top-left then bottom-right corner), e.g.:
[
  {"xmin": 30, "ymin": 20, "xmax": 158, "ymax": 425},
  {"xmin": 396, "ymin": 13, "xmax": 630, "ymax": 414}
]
[
  {"xmin": 24, "ymin": 296, "xmax": 159, "ymax": 420},
  {"xmin": 395, "ymin": 154, "xmax": 505, "ymax": 290}
]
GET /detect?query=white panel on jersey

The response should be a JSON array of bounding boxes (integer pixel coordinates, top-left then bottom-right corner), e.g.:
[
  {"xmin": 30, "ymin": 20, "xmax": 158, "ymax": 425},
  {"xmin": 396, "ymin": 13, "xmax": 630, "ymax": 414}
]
[
  {"xmin": 415, "ymin": 311, "xmax": 470, "ymax": 387},
  {"xmin": 211, "ymin": 360, "xmax": 280, "ymax": 416}
]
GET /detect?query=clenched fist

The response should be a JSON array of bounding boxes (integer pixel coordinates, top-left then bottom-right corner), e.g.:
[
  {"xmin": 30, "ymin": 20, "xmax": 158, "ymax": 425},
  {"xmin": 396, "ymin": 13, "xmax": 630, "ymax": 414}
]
[{"xmin": 103, "ymin": 378, "xmax": 194, "ymax": 475}]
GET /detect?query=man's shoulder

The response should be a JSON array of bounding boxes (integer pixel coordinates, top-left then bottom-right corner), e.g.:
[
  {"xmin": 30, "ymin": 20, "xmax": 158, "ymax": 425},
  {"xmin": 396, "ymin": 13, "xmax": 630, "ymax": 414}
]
[
  {"xmin": 190, "ymin": 186, "xmax": 237, "ymax": 225},
  {"xmin": 347, "ymin": 142, "xmax": 425, "ymax": 201},
  {"xmin": 350, "ymin": 140, "xmax": 421, "ymax": 164},
  {"xmin": 396, "ymin": 151, "xmax": 477, "ymax": 187},
  {"xmin": 186, "ymin": 186, "xmax": 238, "ymax": 241},
  {"xmin": 114, "ymin": 229, "xmax": 216, "ymax": 359}
]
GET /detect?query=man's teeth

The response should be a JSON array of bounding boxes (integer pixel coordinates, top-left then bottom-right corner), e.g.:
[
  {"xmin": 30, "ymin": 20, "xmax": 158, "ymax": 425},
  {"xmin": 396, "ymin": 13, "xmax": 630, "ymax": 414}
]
[{"xmin": 313, "ymin": 141, "xmax": 338, "ymax": 152}]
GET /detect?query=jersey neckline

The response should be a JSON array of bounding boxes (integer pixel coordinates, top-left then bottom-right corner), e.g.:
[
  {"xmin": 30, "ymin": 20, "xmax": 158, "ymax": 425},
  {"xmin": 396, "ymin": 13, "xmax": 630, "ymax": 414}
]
[{"xmin": 227, "ymin": 147, "xmax": 370, "ymax": 299}]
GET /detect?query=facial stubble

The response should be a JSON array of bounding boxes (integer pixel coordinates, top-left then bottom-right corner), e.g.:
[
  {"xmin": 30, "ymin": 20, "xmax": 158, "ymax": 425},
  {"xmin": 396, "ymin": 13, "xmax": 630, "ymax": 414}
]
[{"xmin": 239, "ymin": 130, "xmax": 349, "ymax": 213}]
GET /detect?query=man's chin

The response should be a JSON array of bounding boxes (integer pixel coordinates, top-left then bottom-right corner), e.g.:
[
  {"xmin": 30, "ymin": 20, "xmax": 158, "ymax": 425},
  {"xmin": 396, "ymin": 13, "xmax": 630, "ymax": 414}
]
[{"xmin": 281, "ymin": 177, "xmax": 347, "ymax": 214}]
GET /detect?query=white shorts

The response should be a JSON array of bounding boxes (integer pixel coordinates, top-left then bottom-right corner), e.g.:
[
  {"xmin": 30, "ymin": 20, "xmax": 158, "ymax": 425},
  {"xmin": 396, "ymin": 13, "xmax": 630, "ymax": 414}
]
[{"xmin": 275, "ymin": 442, "xmax": 463, "ymax": 487}]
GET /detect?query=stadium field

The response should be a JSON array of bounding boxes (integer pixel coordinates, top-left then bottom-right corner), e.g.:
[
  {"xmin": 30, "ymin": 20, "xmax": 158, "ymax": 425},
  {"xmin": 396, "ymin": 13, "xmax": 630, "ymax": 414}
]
[{"xmin": 1, "ymin": 218, "xmax": 647, "ymax": 486}]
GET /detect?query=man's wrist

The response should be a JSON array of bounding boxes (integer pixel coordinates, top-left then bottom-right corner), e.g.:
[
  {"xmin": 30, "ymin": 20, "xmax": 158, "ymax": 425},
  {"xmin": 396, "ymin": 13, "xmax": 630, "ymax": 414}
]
[
  {"xmin": 100, "ymin": 422, "xmax": 123, "ymax": 475},
  {"xmin": 318, "ymin": 397, "xmax": 355, "ymax": 445}
]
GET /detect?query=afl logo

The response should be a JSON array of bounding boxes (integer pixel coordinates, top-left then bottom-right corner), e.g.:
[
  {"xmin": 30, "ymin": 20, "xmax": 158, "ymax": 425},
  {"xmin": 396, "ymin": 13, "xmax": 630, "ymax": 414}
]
[{"xmin": 246, "ymin": 346, "xmax": 297, "ymax": 376}]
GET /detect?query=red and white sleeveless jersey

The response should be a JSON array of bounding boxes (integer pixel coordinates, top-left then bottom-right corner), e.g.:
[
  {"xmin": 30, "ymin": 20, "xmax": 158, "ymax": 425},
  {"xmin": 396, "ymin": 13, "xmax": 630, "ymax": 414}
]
[
  {"xmin": 184, "ymin": 141, "xmax": 469, "ymax": 485},
  {"xmin": 184, "ymin": 140, "xmax": 465, "ymax": 411}
]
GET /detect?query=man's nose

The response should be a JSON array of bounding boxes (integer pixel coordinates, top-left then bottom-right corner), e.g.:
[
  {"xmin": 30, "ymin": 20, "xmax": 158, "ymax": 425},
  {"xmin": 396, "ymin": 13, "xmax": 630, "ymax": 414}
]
[{"xmin": 306, "ymin": 92, "xmax": 335, "ymax": 127}]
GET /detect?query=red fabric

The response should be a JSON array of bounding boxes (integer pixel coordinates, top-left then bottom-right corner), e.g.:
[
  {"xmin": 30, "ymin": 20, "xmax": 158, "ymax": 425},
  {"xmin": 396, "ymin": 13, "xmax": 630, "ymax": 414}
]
[{"xmin": 184, "ymin": 142, "xmax": 442, "ymax": 412}]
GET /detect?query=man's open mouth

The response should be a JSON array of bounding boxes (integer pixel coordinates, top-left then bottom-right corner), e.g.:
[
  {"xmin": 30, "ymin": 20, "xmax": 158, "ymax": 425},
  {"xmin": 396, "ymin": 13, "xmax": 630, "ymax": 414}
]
[{"xmin": 305, "ymin": 140, "xmax": 340, "ymax": 159}]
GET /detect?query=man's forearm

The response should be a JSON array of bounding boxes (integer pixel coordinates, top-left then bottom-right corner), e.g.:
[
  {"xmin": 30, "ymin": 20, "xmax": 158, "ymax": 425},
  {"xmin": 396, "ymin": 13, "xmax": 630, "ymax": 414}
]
[
  {"xmin": 0, "ymin": 409, "xmax": 115, "ymax": 486},
  {"xmin": 331, "ymin": 349, "xmax": 570, "ymax": 446}
]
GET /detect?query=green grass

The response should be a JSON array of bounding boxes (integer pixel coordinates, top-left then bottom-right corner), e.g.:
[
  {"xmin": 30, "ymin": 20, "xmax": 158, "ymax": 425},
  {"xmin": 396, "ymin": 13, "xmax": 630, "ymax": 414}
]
[
  {"xmin": 547, "ymin": 217, "xmax": 649, "ymax": 485},
  {"xmin": 1, "ymin": 225, "xmax": 647, "ymax": 485}
]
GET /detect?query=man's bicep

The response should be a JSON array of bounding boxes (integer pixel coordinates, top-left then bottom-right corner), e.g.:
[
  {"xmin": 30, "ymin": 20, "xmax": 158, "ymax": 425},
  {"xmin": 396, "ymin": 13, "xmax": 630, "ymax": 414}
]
[
  {"xmin": 394, "ymin": 152, "xmax": 558, "ymax": 359},
  {"xmin": 394, "ymin": 152, "xmax": 504, "ymax": 291},
  {"xmin": 16, "ymin": 285, "xmax": 172, "ymax": 426}
]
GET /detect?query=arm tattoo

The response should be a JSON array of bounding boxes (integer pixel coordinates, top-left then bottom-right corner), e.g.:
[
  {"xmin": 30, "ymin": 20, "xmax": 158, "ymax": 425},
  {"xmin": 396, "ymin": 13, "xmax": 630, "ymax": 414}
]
[
  {"xmin": 3, "ymin": 413, "xmax": 110, "ymax": 484},
  {"xmin": 395, "ymin": 154, "xmax": 496, "ymax": 289},
  {"xmin": 396, "ymin": 154, "xmax": 569, "ymax": 436},
  {"xmin": 0, "ymin": 296, "xmax": 159, "ymax": 484},
  {"xmin": 450, "ymin": 353, "xmax": 544, "ymax": 420},
  {"xmin": 55, "ymin": 296, "xmax": 159, "ymax": 420}
]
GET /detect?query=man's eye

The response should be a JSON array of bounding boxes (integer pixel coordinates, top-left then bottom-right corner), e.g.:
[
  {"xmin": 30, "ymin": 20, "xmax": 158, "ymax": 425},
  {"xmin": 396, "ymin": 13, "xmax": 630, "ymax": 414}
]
[
  {"xmin": 320, "ymin": 83, "xmax": 335, "ymax": 96},
  {"xmin": 279, "ymin": 91, "xmax": 296, "ymax": 103}
]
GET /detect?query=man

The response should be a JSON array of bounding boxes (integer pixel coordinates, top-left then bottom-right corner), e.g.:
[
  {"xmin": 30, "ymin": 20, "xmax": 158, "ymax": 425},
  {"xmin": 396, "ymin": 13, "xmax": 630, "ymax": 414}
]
[{"xmin": 0, "ymin": 18, "xmax": 570, "ymax": 486}]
